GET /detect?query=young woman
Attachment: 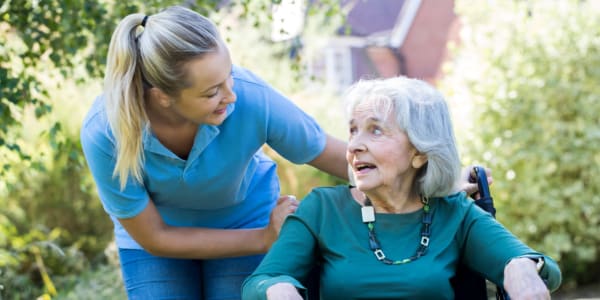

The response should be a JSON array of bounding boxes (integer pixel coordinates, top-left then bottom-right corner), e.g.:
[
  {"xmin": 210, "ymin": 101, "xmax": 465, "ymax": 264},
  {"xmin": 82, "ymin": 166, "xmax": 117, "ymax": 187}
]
[{"xmin": 80, "ymin": 5, "xmax": 348, "ymax": 299}]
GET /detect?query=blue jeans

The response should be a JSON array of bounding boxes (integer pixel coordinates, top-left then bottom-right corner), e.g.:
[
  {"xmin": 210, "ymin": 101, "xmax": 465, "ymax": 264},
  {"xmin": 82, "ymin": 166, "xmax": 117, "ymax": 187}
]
[{"xmin": 119, "ymin": 248, "xmax": 264, "ymax": 300}]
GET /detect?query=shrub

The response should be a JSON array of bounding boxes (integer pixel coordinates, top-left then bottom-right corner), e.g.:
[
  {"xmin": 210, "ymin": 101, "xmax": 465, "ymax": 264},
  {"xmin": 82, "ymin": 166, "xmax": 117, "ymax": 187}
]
[{"xmin": 442, "ymin": 0, "xmax": 600, "ymax": 288}]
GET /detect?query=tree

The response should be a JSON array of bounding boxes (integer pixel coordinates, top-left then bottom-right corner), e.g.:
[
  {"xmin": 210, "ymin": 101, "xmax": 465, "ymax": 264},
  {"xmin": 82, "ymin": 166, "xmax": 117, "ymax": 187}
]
[{"xmin": 442, "ymin": 0, "xmax": 600, "ymax": 289}]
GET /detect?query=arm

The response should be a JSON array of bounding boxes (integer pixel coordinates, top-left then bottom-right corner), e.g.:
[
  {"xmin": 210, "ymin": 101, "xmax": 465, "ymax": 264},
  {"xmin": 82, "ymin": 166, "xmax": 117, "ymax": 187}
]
[
  {"xmin": 119, "ymin": 195, "xmax": 298, "ymax": 259},
  {"xmin": 242, "ymin": 211, "xmax": 319, "ymax": 299},
  {"xmin": 309, "ymin": 139, "xmax": 490, "ymax": 190},
  {"xmin": 308, "ymin": 134, "xmax": 349, "ymax": 180},
  {"xmin": 308, "ymin": 137, "xmax": 493, "ymax": 188},
  {"xmin": 81, "ymin": 109, "xmax": 300, "ymax": 259},
  {"xmin": 460, "ymin": 205, "xmax": 562, "ymax": 293}
]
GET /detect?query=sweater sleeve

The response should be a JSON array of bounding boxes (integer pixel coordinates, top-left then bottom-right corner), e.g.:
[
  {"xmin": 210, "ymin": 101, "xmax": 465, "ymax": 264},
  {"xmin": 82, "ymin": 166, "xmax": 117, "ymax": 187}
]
[
  {"xmin": 458, "ymin": 204, "xmax": 562, "ymax": 292},
  {"xmin": 242, "ymin": 193, "xmax": 322, "ymax": 299}
]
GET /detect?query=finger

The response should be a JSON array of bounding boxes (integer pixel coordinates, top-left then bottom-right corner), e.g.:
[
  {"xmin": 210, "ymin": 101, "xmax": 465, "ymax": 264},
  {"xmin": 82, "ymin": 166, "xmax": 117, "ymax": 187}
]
[
  {"xmin": 484, "ymin": 167, "xmax": 492, "ymax": 176},
  {"xmin": 276, "ymin": 195, "xmax": 296, "ymax": 205},
  {"xmin": 469, "ymin": 167, "xmax": 477, "ymax": 182},
  {"xmin": 463, "ymin": 182, "xmax": 478, "ymax": 194},
  {"xmin": 276, "ymin": 196, "xmax": 288, "ymax": 204}
]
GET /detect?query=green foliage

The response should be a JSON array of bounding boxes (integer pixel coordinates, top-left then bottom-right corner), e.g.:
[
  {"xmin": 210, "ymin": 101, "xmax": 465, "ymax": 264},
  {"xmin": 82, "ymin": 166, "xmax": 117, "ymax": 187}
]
[
  {"xmin": 54, "ymin": 263, "xmax": 126, "ymax": 300},
  {"xmin": 0, "ymin": 215, "xmax": 88, "ymax": 299},
  {"xmin": 0, "ymin": 102, "xmax": 114, "ymax": 298},
  {"xmin": 442, "ymin": 0, "xmax": 600, "ymax": 288}
]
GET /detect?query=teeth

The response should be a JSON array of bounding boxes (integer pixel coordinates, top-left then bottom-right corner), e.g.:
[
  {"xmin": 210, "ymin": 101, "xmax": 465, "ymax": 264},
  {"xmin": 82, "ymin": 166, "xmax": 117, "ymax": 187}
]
[{"xmin": 356, "ymin": 163, "xmax": 373, "ymax": 171}]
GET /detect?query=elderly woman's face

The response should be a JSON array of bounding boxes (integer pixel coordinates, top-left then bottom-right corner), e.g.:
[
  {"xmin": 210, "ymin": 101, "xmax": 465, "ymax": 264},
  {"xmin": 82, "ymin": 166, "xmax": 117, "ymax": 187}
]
[{"xmin": 346, "ymin": 104, "xmax": 420, "ymax": 194}]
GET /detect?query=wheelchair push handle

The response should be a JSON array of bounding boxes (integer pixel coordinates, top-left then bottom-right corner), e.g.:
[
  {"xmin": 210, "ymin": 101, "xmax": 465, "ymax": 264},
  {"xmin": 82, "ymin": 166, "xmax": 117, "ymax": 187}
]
[{"xmin": 470, "ymin": 166, "xmax": 496, "ymax": 218}]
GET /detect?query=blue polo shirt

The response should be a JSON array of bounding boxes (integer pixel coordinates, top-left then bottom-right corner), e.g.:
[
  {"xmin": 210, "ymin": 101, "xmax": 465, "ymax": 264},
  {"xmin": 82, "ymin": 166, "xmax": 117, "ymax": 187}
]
[{"xmin": 81, "ymin": 66, "xmax": 327, "ymax": 249}]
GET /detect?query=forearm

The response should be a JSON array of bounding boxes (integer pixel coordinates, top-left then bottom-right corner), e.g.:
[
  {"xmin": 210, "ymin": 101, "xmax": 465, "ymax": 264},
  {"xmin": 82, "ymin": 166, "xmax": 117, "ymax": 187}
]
[
  {"xmin": 507, "ymin": 255, "xmax": 562, "ymax": 292},
  {"xmin": 308, "ymin": 134, "xmax": 348, "ymax": 180},
  {"xmin": 119, "ymin": 199, "xmax": 271, "ymax": 259},
  {"xmin": 503, "ymin": 257, "xmax": 551, "ymax": 299},
  {"xmin": 148, "ymin": 226, "xmax": 269, "ymax": 259}
]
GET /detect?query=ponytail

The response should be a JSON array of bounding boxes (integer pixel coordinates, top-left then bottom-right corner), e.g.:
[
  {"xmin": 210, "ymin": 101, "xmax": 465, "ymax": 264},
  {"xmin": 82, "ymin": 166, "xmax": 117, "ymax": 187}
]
[{"xmin": 104, "ymin": 13, "xmax": 148, "ymax": 190}]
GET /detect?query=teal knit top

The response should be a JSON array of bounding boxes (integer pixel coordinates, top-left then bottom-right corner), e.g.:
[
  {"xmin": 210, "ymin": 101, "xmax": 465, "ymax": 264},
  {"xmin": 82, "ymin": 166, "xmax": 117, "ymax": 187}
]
[{"xmin": 242, "ymin": 185, "xmax": 561, "ymax": 299}]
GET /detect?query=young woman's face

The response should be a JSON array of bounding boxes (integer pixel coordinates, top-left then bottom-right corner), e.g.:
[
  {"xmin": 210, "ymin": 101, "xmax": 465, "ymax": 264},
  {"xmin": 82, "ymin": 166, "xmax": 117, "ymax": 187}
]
[
  {"xmin": 346, "ymin": 104, "xmax": 421, "ymax": 196},
  {"xmin": 172, "ymin": 45, "xmax": 236, "ymax": 125}
]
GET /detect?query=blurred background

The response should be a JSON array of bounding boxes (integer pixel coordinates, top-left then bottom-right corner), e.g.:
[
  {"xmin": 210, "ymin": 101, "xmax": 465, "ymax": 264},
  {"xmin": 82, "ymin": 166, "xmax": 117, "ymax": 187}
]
[{"xmin": 1, "ymin": 0, "xmax": 599, "ymax": 299}]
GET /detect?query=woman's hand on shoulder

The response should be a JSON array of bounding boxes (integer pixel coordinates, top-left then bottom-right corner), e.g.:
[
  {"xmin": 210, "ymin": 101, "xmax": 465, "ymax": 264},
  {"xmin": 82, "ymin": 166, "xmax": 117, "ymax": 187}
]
[
  {"xmin": 266, "ymin": 283, "xmax": 303, "ymax": 300},
  {"xmin": 263, "ymin": 195, "xmax": 299, "ymax": 250},
  {"xmin": 503, "ymin": 257, "xmax": 550, "ymax": 300},
  {"xmin": 459, "ymin": 166, "xmax": 493, "ymax": 199}
]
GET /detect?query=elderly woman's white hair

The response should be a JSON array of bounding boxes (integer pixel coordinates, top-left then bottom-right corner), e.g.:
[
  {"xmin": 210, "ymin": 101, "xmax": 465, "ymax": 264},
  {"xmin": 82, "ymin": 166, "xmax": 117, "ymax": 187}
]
[{"xmin": 343, "ymin": 76, "xmax": 461, "ymax": 198}]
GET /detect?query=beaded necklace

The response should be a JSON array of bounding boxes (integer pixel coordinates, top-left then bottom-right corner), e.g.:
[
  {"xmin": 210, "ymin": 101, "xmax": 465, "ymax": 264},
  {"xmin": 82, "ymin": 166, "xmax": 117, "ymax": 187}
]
[{"xmin": 361, "ymin": 195, "xmax": 432, "ymax": 265}]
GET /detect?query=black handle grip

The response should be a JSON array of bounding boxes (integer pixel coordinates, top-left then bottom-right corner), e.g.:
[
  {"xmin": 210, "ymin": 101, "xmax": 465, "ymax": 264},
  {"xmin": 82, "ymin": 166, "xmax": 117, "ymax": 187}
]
[{"xmin": 472, "ymin": 166, "xmax": 496, "ymax": 218}]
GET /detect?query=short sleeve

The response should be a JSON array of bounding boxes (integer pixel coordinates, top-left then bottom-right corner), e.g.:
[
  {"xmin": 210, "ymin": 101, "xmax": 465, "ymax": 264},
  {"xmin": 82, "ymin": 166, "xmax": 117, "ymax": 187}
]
[
  {"xmin": 80, "ymin": 101, "xmax": 149, "ymax": 219},
  {"xmin": 232, "ymin": 67, "xmax": 327, "ymax": 164}
]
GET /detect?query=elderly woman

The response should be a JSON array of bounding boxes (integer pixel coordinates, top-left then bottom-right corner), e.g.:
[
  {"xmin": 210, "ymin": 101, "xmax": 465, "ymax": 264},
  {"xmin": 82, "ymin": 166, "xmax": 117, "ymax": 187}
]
[{"xmin": 242, "ymin": 77, "xmax": 561, "ymax": 299}]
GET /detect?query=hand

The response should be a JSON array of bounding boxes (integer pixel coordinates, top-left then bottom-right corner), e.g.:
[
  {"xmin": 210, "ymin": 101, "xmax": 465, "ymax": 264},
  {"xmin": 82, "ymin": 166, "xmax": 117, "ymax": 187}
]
[
  {"xmin": 263, "ymin": 195, "xmax": 299, "ymax": 250},
  {"xmin": 459, "ymin": 166, "xmax": 493, "ymax": 199},
  {"xmin": 503, "ymin": 258, "xmax": 550, "ymax": 300},
  {"xmin": 266, "ymin": 283, "xmax": 303, "ymax": 300}
]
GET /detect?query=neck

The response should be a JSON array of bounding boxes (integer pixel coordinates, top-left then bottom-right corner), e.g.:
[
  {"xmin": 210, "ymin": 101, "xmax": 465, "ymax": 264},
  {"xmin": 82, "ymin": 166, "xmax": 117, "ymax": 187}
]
[
  {"xmin": 146, "ymin": 95, "xmax": 194, "ymax": 129},
  {"xmin": 367, "ymin": 190, "xmax": 422, "ymax": 214}
]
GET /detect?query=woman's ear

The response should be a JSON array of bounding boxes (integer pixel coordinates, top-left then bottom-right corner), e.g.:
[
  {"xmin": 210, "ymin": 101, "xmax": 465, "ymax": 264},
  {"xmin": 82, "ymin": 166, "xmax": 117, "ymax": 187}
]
[
  {"xmin": 149, "ymin": 88, "xmax": 174, "ymax": 108},
  {"xmin": 412, "ymin": 153, "xmax": 428, "ymax": 169}
]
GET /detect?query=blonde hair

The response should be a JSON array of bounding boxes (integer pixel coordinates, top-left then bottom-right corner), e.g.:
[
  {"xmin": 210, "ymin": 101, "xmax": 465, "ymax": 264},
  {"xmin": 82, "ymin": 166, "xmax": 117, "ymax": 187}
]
[
  {"xmin": 103, "ymin": 6, "xmax": 220, "ymax": 189},
  {"xmin": 343, "ymin": 77, "xmax": 461, "ymax": 198}
]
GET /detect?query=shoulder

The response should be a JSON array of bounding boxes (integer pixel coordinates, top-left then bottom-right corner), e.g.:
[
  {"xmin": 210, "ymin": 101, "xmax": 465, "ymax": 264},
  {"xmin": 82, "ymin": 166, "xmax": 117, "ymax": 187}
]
[
  {"xmin": 434, "ymin": 192, "xmax": 473, "ymax": 211},
  {"xmin": 432, "ymin": 191, "xmax": 489, "ymax": 221},
  {"xmin": 80, "ymin": 95, "xmax": 115, "ymax": 153},
  {"xmin": 231, "ymin": 65, "xmax": 273, "ymax": 93},
  {"xmin": 82, "ymin": 95, "xmax": 108, "ymax": 132},
  {"xmin": 433, "ymin": 192, "xmax": 498, "ymax": 231},
  {"xmin": 291, "ymin": 185, "xmax": 351, "ymax": 234},
  {"xmin": 296, "ymin": 185, "xmax": 349, "ymax": 217}
]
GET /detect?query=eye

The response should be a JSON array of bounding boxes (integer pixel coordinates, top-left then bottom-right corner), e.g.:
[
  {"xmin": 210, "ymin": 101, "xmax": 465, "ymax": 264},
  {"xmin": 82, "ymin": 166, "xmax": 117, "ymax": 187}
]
[
  {"xmin": 349, "ymin": 126, "xmax": 357, "ymax": 136},
  {"xmin": 371, "ymin": 126, "xmax": 383, "ymax": 135},
  {"xmin": 204, "ymin": 88, "xmax": 219, "ymax": 98}
]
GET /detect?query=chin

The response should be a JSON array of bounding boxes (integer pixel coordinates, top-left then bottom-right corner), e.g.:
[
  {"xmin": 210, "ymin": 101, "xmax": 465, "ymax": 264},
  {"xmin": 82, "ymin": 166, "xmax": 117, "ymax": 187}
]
[
  {"xmin": 354, "ymin": 181, "xmax": 375, "ymax": 192},
  {"xmin": 205, "ymin": 115, "xmax": 227, "ymax": 126}
]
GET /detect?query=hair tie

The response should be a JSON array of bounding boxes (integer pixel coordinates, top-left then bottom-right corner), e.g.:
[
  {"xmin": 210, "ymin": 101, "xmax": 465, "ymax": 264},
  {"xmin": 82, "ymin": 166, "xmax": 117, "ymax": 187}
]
[{"xmin": 141, "ymin": 15, "xmax": 149, "ymax": 27}]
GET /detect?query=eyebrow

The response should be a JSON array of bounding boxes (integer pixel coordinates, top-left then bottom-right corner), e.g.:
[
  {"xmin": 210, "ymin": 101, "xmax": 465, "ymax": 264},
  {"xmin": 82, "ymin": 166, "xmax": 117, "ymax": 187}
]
[
  {"xmin": 200, "ymin": 66, "xmax": 233, "ymax": 94},
  {"xmin": 349, "ymin": 116, "xmax": 383, "ymax": 124}
]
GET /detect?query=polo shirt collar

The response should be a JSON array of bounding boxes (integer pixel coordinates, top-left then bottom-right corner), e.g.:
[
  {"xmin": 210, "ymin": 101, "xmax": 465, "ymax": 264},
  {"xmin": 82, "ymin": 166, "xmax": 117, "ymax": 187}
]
[{"xmin": 142, "ymin": 103, "xmax": 235, "ymax": 161}]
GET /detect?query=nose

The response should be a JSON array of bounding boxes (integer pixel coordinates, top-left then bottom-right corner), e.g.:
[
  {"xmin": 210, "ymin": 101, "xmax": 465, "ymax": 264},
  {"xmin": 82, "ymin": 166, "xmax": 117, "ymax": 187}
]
[
  {"xmin": 347, "ymin": 134, "xmax": 366, "ymax": 154},
  {"xmin": 222, "ymin": 76, "xmax": 236, "ymax": 104}
]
